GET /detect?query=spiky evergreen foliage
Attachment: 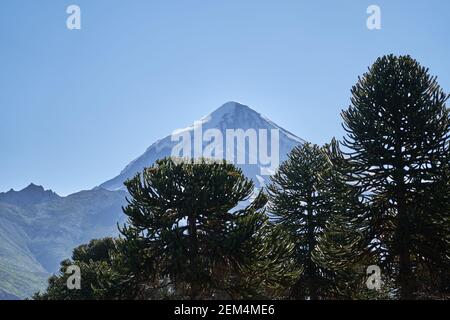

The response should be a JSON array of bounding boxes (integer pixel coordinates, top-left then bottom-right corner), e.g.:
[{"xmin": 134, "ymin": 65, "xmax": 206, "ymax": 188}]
[
  {"xmin": 250, "ymin": 221, "xmax": 301, "ymax": 299},
  {"xmin": 313, "ymin": 213, "xmax": 368, "ymax": 299},
  {"xmin": 268, "ymin": 143, "xmax": 334, "ymax": 299},
  {"xmin": 33, "ymin": 238, "xmax": 121, "ymax": 300},
  {"xmin": 119, "ymin": 157, "xmax": 268, "ymax": 299},
  {"xmin": 341, "ymin": 55, "xmax": 450, "ymax": 299},
  {"xmin": 312, "ymin": 139, "xmax": 373, "ymax": 299}
]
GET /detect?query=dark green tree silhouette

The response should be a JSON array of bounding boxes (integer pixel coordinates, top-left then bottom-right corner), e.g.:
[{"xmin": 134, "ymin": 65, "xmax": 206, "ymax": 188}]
[
  {"xmin": 312, "ymin": 139, "xmax": 374, "ymax": 299},
  {"xmin": 341, "ymin": 55, "xmax": 450, "ymax": 299},
  {"xmin": 120, "ymin": 157, "xmax": 268, "ymax": 299},
  {"xmin": 268, "ymin": 143, "xmax": 334, "ymax": 299},
  {"xmin": 33, "ymin": 238, "xmax": 122, "ymax": 300}
]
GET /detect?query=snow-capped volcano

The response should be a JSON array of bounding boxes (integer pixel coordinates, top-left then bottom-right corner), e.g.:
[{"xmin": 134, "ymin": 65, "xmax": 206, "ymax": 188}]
[
  {"xmin": 100, "ymin": 102, "xmax": 305, "ymax": 191},
  {"xmin": 0, "ymin": 102, "xmax": 305, "ymax": 298}
]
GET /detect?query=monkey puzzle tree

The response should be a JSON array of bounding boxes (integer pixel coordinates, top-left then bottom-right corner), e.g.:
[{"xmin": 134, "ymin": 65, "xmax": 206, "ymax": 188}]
[
  {"xmin": 268, "ymin": 143, "xmax": 335, "ymax": 300},
  {"xmin": 341, "ymin": 55, "xmax": 450, "ymax": 299},
  {"xmin": 312, "ymin": 139, "xmax": 373, "ymax": 299},
  {"xmin": 120, "ymin": 157, "xmax": 268, "ymax": 299},
  {"xmin": 33, "ymin": 238, "xmax": 122, "ymax": 300}
]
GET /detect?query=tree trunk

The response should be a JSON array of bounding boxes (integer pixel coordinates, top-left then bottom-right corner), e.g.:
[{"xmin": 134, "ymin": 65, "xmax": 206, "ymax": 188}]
[
  {"xmin": 188, "ymin": 213, "xmax": 200, "ymax": 299},
  {"xmin": 397, "ymin": 198, "xmax": 413, "ymax": 300},
  {"xmin": 394, "ymin": 142, "xmax": 413, "ymax": 300},
  {"xmin": 306, "ymin": 195, "xmax": 318, "ymax": 300}
]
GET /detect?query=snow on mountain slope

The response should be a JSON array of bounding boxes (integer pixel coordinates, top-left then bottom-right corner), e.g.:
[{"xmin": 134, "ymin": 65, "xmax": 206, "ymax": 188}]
[{"xmin": 100, "ymin": 102, "xmax": 305, "ymax": 191}]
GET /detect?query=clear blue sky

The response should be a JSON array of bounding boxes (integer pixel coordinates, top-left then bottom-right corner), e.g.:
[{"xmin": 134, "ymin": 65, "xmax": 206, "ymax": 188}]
[{"xmin": 1, "ymin": 0, "xmax": 449, "ymax": 195}]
